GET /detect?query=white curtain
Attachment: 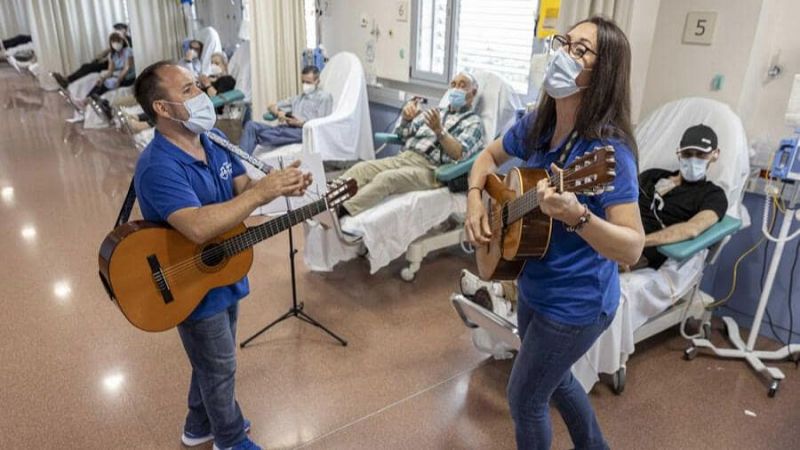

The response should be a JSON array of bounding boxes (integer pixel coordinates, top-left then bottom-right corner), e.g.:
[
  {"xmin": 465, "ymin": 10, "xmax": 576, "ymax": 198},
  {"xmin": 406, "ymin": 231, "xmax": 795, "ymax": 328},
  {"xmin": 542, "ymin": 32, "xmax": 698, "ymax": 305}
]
[
  {"xmin": 129, "ymin": 0, "xmax": 187, "ymax": 75},
  {"xmin": 26, "ymin": 0, "xmax": 127, "ymax": 74},
  {"xmin": 0, "ymin": 0, "xmax": 30, "ymax": 39},
  {"xmin": 556, "ymin": 0, "xmax": 634, "ymax": 34},
  {"xmin": 250, "ymin": 0, "xmax": 307, "ymax": 119}
]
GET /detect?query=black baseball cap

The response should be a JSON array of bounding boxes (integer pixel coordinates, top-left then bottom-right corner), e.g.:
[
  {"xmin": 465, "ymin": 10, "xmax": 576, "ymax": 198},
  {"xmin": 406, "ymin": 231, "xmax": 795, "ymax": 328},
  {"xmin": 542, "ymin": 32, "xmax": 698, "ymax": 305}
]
[{"xmin": 679, "ymin": 124, "xmax": 718, "ymax": 153}]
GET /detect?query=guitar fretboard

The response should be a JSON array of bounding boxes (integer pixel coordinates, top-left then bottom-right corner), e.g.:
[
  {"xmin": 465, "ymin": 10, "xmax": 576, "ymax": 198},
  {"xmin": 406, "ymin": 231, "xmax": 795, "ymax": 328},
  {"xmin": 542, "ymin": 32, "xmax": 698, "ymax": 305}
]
[{"xmin": 222, "ymin": 199, "xmax": 328, "ymax": 256}]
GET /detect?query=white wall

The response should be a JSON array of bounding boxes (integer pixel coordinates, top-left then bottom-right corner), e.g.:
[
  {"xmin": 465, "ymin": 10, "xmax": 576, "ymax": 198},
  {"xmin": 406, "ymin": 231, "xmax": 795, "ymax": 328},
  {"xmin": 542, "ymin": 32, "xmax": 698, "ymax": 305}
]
[
  {"xmin": 319, "ymin": 0, "xmax": 411, "ymax": 82},
  {"xmin": 739, "ymin": 0, "xmax": 800, "ymax": 146}
]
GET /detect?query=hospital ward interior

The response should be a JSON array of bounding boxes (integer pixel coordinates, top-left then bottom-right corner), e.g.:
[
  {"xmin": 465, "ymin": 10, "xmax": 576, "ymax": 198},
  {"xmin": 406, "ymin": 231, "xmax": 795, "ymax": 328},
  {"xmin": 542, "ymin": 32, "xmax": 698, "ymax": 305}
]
[{"xmin": 4, "ymin": 0, "xmax": 800, "ymax": 448}]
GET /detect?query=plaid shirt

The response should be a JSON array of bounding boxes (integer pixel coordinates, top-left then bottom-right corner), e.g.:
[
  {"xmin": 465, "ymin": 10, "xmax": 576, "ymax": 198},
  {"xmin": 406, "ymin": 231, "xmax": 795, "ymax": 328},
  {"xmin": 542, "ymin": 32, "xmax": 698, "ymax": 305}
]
[{"xmin": 394, "ymin": 106, "xmax": 485, "ymax": 165}]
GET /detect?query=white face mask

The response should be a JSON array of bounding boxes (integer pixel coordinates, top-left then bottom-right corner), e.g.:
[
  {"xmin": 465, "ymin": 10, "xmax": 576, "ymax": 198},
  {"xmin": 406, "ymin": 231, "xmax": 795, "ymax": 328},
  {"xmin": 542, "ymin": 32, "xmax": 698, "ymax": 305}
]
[
  {"xmin": 302, "ymin": 82, "xmax": 316, "ymax": 94},
  {"xmin": 679, "ymin": 157, "xmax": 709, "ymax": 182},
  {"xmin": 209, "ymin": 64, "xmax": 223, "ymax": 76},
  {"xmin": 163, "ymin": 93, "xmax": 217, "ymax": 134},
  {"xmin": 111, "ymin": 42, "xmax": 123, "ymax": 51},
  {"xmin": 543, "ymin": 49, "xmax": 586, "ymax": 99}
]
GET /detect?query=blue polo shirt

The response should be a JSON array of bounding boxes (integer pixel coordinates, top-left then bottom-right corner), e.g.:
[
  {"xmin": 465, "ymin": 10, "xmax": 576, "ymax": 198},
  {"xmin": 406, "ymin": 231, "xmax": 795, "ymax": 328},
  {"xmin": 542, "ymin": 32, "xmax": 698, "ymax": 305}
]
[
  {"xmin": 134, "ymin": 129, "xmax": 249, "ymax": 322},
  {"xmin": 502, "ymin": 112, "xmax": 639, "ymax": 325}
]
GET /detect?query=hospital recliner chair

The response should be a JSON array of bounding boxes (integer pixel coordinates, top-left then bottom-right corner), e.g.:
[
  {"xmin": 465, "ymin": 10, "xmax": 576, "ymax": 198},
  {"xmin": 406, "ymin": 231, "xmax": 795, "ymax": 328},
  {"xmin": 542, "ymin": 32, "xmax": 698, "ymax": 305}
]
[
  {"xmin": 301, "ymin": 70, "xmax": 521, "ymax": 280},
  {"xmin": 452, "ymin": 97, "xmax": 750, "ymax": 394},
  {"xmin": 253, "ymin": 51, "xmax": 374, "ymax": 162}
]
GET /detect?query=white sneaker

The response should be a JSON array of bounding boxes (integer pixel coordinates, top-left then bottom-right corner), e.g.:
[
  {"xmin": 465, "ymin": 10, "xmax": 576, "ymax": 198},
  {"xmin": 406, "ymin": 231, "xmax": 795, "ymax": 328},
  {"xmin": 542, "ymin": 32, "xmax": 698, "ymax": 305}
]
[
  {"xmin": 181, "ymin": 431, "xmax": 214, "ymax": 447},
  {"xmin": 459, "ymin": 269, "xmax": 495, "ymax": 296},
  {"xmin": 65, "ymin": 112, "xmax": 84, "ymax": 123}
]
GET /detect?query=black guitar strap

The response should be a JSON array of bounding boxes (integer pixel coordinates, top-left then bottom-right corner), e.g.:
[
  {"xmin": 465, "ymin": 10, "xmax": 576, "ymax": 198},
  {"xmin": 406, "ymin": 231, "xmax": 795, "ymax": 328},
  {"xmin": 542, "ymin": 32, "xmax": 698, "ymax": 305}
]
[
  {"xmin": 555, "ymin": 130, "xmax": 580, "ymax": 168},
  {"xmin": 114, "ymin": 178, "xmax": 137, "ymax": 228}
]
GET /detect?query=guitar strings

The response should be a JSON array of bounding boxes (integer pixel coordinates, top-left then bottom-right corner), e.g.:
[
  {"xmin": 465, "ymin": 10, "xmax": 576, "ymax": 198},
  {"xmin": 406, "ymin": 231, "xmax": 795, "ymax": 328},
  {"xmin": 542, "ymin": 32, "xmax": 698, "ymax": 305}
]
[{"xmin": 157, "ymin": 198, "xmax": 328, "ymax": 281}]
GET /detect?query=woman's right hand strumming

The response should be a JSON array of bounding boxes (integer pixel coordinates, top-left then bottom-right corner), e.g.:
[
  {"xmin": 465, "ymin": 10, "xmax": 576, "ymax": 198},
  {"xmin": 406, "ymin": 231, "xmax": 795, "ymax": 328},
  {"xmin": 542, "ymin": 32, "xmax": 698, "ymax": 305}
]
[{"xmin": 465, "ymin": 190, "xmax": 492, "ymax": 246}]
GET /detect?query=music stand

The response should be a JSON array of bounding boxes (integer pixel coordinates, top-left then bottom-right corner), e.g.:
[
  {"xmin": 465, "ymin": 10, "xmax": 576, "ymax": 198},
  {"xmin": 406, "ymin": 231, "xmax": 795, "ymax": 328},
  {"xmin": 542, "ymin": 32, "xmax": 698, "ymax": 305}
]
[{"xmin": 240, "ymin": 155, "xmax": 347, "ymax": 348}]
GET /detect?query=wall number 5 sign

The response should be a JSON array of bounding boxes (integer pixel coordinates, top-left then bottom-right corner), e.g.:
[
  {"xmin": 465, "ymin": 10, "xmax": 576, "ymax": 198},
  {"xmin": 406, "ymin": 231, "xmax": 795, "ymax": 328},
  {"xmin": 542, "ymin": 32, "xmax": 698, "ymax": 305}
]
[{"xmin": 683, "ymin": 11, "xmax": 717, "ymax": 45}]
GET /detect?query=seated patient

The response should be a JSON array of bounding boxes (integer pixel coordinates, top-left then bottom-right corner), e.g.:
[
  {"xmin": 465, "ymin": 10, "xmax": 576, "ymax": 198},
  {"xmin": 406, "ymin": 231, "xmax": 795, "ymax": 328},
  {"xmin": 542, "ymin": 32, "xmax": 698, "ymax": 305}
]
[
  {"xmin": 340, "ymin": 71, "xmax": 485, "ymax": 216},
  {"xmin": 178, "ymin": 39, "xmax": 204, "ymax": 79},
  {"xmin": 635, "ymin": 123, "xmax": 727, "ymax": 269},
  {"xmin": 460, "ymin": 124, "xmax": 728, "ymax": 317},
  {"xmin": 52, "ymin": 23, "xmax": 130, "ymax": 88},
  {"xmin": 239, "ymin": 65, "xmax": 332, "ymax": 154},
  {"xmin": 86, "ymin": 31, "xmax": 135, "ymax": 99},
  {"xmin": 199, "ymin": 52, "xmax": 236, "ymax": 97}
]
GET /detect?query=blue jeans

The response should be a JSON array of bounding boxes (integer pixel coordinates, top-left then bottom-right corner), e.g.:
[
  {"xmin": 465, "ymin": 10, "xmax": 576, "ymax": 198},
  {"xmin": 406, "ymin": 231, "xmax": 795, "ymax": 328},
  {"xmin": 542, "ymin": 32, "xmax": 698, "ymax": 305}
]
[
  {"xmin": 178, "ymin": 303, "xmax": 246, "ymax": 448},
  {"xmin": 239, "ymin": 121, "xmax": 303, "ymax": 154},
  {"xmin": 507, "ymin": 302, "xmax": 613, "ymax": 450}
]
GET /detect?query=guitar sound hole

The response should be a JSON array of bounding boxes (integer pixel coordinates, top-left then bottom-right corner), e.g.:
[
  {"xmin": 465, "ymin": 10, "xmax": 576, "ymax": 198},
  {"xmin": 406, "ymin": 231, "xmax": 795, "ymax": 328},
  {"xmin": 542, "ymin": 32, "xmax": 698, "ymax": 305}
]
[{"xmin": 200, "ymin": 243, "xmax": 226, "ymax": 267}]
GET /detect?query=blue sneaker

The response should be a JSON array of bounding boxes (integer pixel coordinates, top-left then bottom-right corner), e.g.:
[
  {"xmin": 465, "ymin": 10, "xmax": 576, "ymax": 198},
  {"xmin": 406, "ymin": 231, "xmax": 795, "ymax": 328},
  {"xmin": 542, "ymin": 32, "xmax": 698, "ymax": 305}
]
[
  {"xmin": 181, "ymin": 419, "xmax": 251, "ymax": 447},
  {"xmin": 213, "ymin": 437, "xmax": 262, "ymax": 450}
]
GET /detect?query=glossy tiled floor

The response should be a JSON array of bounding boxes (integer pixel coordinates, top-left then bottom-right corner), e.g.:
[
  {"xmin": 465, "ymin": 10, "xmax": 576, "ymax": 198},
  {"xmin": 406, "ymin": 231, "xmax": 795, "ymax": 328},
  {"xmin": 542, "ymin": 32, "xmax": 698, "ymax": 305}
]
[{"xmin": 1, "ymin": 66, "xmax": 799, "ymax": 449}]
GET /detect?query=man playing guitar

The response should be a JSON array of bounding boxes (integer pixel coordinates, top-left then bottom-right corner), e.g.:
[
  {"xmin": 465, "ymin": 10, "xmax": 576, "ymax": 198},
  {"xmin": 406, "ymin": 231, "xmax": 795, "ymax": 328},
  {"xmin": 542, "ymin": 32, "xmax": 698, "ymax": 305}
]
[{"xmin": 132, "ymin": 61, "xmax": 311, "ymax": 450}]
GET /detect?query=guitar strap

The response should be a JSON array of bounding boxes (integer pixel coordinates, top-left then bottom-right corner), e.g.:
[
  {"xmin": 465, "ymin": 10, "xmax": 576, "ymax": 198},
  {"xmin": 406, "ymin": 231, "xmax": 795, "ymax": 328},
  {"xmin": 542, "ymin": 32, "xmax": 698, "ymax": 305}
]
[
  {"xmin": 555, "ymin": 130, "xmax": 580, "ymax": 168},
  {"xmin": 111, "ymin": 132, "xmax": 271, "ymax": 228}
]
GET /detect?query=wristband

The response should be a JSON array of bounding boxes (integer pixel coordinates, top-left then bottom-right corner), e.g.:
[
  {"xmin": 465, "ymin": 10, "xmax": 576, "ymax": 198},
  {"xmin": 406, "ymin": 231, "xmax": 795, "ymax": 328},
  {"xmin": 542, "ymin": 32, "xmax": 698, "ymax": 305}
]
[
  {"xmin": 566, "ymin": 204, "xmax": 591, "ymax": 232},
  {"xmin": 468, "ymin": 186, "xmax": 483, "ymax": 196}
]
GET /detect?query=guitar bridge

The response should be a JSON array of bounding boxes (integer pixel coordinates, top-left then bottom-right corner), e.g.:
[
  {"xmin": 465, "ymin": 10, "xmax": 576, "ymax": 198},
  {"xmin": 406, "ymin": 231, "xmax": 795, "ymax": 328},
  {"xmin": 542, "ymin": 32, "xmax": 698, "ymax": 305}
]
[{"xmin": 147, "ymin": 254, "xmax": 174, "ymax": 304}]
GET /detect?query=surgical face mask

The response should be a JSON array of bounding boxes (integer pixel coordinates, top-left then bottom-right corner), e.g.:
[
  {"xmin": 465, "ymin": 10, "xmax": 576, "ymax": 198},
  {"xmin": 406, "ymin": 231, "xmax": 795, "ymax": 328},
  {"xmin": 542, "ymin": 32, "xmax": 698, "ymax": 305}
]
[
  {"xmin": 111, "ymin": 42, "xmax": 123, "ymax": 51},
  {"xmin": 187, "ymin": 49, "xmax": 198, "ymax": 60},
  {"xmin": 209, "ymin": 64, "xmax": 223, "ymax": 76},
  {"xmin": 543, "ymin": 49, "xmax": 586, "ymax": 99},
  {"xmin": 163, "ymin": 93, "xmax": 216, "ymax": 134},
  {"xmin": 302, "ymin": 82, "xmax": 316, "ymax": 94},
  {"xmin": 679, "ymin": 157, "xmax": 709, "ymax": 182},
  {"xmin": 448, "ymin": 88, "xmax": 468, "ymax": 109}
]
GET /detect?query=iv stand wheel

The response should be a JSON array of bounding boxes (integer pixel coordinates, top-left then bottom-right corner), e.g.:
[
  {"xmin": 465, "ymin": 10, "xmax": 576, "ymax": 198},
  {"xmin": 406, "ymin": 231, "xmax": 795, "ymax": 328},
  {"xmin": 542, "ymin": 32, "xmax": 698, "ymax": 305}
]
[
  {"xmin": 611, "ymin": 367, "xmax": 626, "ymax": 395},
  {"xmin": 683, "ymin": 345, "xmax": 698, "ymax": 361},
  {"xmin": 701, "ymin": 322, "xmax": 713, "ymax": 340},
  {"xmin": 768, "ymin": 379, "xmax": 780, "ymax": 398}
]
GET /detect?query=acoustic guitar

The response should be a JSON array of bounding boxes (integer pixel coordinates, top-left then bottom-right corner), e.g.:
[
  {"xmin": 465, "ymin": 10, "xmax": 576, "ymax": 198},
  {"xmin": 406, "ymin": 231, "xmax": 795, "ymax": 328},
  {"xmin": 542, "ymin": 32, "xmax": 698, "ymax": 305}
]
[
  {"xmin": 98, "ymin": 179, "xmax": 357, "ymax": 332},
  {"xmin": 475, "ymin": 146, "xmax": 617, "ymax": 281}
]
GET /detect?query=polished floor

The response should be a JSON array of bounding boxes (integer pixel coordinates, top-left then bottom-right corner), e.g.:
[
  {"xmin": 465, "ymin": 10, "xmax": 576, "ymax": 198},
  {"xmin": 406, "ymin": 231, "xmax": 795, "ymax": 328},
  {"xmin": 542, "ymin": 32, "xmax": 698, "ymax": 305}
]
[{"xmin": 1, "ymin": 65, "xmax": 799, "ymax": 449}]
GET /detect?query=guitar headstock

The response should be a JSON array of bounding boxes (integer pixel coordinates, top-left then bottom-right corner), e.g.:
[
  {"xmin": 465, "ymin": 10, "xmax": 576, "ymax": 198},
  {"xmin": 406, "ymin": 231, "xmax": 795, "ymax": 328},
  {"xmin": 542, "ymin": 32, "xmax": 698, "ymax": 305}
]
[
  {"xmin": 559, "ymin": 145, "xmax": 617, "ymax": 196},
  {"xmin": 326, "ymin": 178, "xmax": 358, "ymax": 208}
]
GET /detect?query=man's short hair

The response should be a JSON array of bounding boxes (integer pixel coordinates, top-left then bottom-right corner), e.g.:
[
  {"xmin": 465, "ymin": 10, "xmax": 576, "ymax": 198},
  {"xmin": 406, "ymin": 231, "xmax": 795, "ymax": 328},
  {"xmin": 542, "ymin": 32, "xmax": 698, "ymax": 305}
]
[
  {"xmin": 302, "ymin": 65, "xmax": 320, "ymax": 78},
  {"xmin": 134, "ymin": 61, "xmax": 172, "ymax": 122},
  {"xmin": 113, "ymin": 23, "xmax": 128, "ymax": 32}
]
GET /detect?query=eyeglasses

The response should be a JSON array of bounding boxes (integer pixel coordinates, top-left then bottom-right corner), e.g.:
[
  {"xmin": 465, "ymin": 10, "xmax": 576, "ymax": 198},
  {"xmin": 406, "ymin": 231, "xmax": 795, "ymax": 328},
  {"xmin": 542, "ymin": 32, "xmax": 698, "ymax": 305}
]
[{"xmin": 551, "ymin": 35, "xmax": 596, "ymax": 59}]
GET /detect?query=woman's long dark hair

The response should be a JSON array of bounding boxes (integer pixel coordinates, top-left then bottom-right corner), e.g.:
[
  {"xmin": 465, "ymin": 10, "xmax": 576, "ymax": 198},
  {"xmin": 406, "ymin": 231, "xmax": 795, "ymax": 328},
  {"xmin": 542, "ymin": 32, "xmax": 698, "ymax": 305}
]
[
  {"xmin": 527, "ymin": 16, "xmax": 637, "ymax": 158},
  {"xmin": 108, "ymin": 31, "xmax": 129, "ymax": 57}
]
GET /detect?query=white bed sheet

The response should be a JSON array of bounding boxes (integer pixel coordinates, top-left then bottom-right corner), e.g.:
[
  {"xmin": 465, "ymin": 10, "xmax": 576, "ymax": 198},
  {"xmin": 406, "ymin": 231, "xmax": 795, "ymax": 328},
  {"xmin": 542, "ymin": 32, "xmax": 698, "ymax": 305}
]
[{"xmin": 304, "ymin": 188, "xmax": 466, "ymax": 273}]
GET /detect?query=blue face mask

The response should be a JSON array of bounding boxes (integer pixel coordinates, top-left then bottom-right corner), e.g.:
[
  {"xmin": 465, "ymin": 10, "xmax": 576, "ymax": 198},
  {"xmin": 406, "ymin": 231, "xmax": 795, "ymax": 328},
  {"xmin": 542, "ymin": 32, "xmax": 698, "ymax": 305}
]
[
  {"xmin": 448, "ymin": 88, "xmax": 468, "ymax": 109},
  {"xmin": 543, "ymin": 49, "xmax": 586, "ymax": 99},
  {"xmin": 679, "ymin": 157, "xmax": 709, "ymax": 182}
]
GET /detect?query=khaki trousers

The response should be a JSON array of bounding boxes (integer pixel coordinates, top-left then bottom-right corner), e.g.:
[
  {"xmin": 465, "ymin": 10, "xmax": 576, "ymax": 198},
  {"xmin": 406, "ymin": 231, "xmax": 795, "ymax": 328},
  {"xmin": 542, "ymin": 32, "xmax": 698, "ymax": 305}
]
[{"xmin": 342, "ymin": 151, "xmax": 441, "ymax": 215}]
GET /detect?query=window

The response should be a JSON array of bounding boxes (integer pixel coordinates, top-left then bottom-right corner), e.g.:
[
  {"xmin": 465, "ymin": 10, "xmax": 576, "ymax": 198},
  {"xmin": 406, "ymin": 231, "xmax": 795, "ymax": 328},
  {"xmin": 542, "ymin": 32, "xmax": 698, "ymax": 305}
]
[
  {"xmin": 304, "ymin": 0, "xmax": 318, "ymax": 49},
  {"xmin": 411, "ymin": 0, "xmax": 539, "ymax": 94}
]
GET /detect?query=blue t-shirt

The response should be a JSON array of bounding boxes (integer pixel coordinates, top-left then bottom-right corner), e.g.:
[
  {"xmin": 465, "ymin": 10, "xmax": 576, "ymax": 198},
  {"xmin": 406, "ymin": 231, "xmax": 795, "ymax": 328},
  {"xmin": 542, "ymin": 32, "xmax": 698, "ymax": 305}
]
[
  {"xmin": 134, "ymin": 129, "xmax": 249, "ymax": 322},
  {"xmin": 502, "ymin": 112, "xmax": 639, "ymax": 325}
]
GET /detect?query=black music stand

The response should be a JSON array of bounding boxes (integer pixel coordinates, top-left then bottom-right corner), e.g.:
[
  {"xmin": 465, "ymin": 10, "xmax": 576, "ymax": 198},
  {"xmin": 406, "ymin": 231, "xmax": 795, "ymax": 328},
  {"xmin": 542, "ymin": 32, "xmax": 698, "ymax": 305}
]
[{"xmin": 240, "ymin": 159, "xmax": 347, "ymax": 348}]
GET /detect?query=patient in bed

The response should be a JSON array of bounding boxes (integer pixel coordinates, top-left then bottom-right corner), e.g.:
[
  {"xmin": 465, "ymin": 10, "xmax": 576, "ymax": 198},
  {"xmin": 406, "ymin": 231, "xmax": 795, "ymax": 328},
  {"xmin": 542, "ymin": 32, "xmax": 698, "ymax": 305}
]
[
  {"xmin": 338, "ymin": 72, "xmax": 485, "ymax": 216},
  {"xmin": 460, "ymin": 124, "xmax": 727, "ymax": 317}
]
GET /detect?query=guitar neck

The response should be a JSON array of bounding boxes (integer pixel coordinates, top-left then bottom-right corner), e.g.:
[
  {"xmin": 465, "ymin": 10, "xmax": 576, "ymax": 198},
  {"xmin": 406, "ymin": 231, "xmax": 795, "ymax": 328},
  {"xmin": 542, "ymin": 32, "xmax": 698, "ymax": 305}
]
[
  {"xmin": 506, "ymin": 171, "xmax": 560, "ymax": 224},
  {"xmin": 223, "ymin": 199, "xmax": 328, "ymax": 255}
]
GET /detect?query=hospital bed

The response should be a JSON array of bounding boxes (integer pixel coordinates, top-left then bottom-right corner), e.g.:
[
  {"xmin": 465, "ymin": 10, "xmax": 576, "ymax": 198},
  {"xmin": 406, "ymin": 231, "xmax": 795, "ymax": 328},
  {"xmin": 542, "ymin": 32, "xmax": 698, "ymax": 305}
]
[
  {"xmin": 301, "ymin": 70, "xmax": 521, "ymax": 280},
  {"xmin": 451, "ymin": 97, "xmax": 751, "ymax": 394},
  {"xmin": 253, "ymin": 51, "xmax": 374, "ymax": 162}
]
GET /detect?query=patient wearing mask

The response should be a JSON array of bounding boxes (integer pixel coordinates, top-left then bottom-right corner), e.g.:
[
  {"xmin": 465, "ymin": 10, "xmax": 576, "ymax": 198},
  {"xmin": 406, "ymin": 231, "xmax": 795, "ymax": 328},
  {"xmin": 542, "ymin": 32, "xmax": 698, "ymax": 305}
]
[
  {"xmin": 634, "ymin": 123, "xmax": 728, "ymax": 269},
  {"xmin": 198, "ymin": 52, "xmax": 236, "ymax": 98},
  {"xmin": 338, "ymin": 71, "xmax": 485, "ymax": 216},
  {"xmin": 178, "ymin": 39, "xmax": 204, "ymax": 78},
  {"xmin": 239, "ymin": 65, "xmax": 333, "ymax": 154}
]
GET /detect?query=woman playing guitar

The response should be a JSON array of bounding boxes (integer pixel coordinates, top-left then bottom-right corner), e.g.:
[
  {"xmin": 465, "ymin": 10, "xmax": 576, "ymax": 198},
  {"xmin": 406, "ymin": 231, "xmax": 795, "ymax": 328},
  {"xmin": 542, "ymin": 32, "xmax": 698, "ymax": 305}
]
[{"xmin": 465, "ymin": 17, "xmax": 645, "ymax": 450}]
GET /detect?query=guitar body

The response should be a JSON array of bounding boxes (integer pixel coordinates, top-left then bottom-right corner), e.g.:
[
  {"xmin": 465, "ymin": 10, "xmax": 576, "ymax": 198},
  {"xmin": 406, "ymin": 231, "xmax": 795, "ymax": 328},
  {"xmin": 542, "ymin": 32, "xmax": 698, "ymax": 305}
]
[
  {"xmin": 476, "ymin": 168, "xmax": 553, "ymax": 281},
  {"xmin": 99, "ymin": 221, "xmax": 253, "ymax": 332}
]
